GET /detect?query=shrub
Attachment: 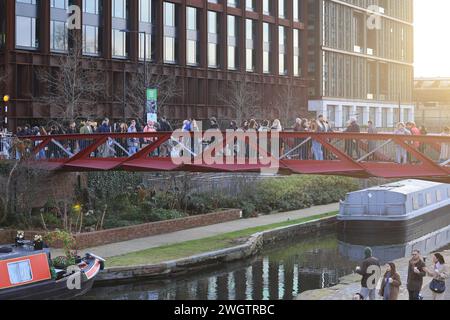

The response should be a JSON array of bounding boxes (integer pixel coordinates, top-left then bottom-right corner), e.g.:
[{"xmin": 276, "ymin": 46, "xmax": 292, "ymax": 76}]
[{"xmin": 249, "ymin": 175, "xmax": 358, "ymax": 214}]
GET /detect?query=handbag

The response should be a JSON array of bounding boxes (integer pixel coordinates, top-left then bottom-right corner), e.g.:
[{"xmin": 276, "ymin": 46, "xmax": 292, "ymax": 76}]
[{"xmin": 429, "ymin": 279, "xmax": 446, "ymax": 294}]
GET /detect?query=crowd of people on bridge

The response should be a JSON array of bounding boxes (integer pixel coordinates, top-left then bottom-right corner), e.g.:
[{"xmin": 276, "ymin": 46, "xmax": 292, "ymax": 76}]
[
  {"xmin": 354, "ymin": 248, "xmax": 449, "ymax": 300},
  {"xmin": 1, "ymin": 115, "xmax": 449, "ymax": 164}
]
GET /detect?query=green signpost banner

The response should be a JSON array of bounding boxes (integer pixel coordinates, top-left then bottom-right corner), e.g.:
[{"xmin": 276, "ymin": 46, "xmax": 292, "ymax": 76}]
[{"xmin": 146, "ymin": 88, "xmax": 158, "ymax": 123}]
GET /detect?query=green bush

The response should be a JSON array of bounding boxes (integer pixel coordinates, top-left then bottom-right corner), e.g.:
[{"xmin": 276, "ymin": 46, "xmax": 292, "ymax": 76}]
[
  {"xmin": 148, "ymin": 209, "xmax": 188, "ymax": 222},
  {"xmin": 252, "ymin": 175, "xmax": 357, "ymax": 214}
]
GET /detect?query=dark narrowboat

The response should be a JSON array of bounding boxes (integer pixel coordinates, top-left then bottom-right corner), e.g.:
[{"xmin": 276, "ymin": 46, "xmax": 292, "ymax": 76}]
[
  {"xmin": 0, "ymin": 240, "xmax": 104, "ymax": 300},
  {"xmin": 338, "ymin": 180, "xmax": 450, "ymax": 245}
]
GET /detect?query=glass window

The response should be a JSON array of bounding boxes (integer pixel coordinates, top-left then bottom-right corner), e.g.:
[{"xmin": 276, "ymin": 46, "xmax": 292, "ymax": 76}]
[
  {"xmin": 15, "ymin": 0, "xmax": 39, "ymax": 49},
  {"xmin": 16, "ymin": 16, "xmax": 38, "ymax": 48},
  {"xmin": 112, "ymin": 0, "xmax": 128, "ymax": 58},
  {"xmin": 139, "ymin": 0, "xmax": 153, "ymax": 61},
  {"xmin": 83, "ymin": 0, "xmax": 101, "ymax": 55},
  {"xmin": 246, "ymin": 19, "xmax": 255, "ymax": 72},
  {"xmin": 228, "ymin": 0, "xmax": 238, "ymax": 8},
  {"xmin": 139, "ymin": 0, "xmax": 152, "ymax": 23},
  {"xmin": 8, "ymin": 260, "xmax": 33, "ymax": 285},
  {"xmin": 208, "ymin": 11, "xmax": 219, "ymax": 68},
  {"xmin": 186, "ymin": 7, "xmax": 199, "ymax": 65},
  {"xmin": 263, "ymin": 22, "xmax": 271, "ymax": 73},
  {"xmin": 246, "ymin": 0, "xmax": 254, "ymax": 11},
  {"xmin": 164, "ymin": 2, "xmax": 177, "ymax": 63},
  {"xmin": 51, "ymin": 0, "xmax": 68, "ymax": 9},
  {"xmin": 278, "ymin": 0, "xmax": 285, "ymax": 18},
  {"xmin": 50, "ymin": 21, "xmax": 68, "ymax": 51},
  {"xmin": 293, "ymin": 29, "xmax": 301, "ymax": 77},
  {"xmin": 227, "ymin": 15, "xmax": 238, "ymax": 70},
  {"xmin": 139, "ymin": 33, "xmax": 152, "ymax": 61},
  {"xmin": 293, "ymin": 0, "xmax": 300, "ymax": 22},
  {"xmin": 436, "ymin": 190, "xmax": 443, "ymax": 202},
  {"xmin": 426, "ymin": 193, "xmax": 433, "ymax": 205},
  {"xmin": 112, "ymin": 29, "xmax": 126, "ymax": 57},
  {"xmin": 279, "ymin": 26, "xmax": 287, "ymax": 75},
  {"xmin": 83, "ymin": 25, "xmax": 99, "ymax": 55},
  {"xmin": 413, "ymin": 196, "xmax": 420, "ymax": 210},
  {"xmin": 263, "ymin": 0, "xmax": 271, "ymax": 15},
  {"xmin": 83, "ymin": 0, "xmax": 100, "ymax": 14},
  {"xmin": 113, "ymin": 0, "xmax": 126, "ymax": 19}
]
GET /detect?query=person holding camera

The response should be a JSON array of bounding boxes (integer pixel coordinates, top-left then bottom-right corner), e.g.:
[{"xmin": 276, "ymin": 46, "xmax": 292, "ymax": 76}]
[
  {"xmin": 355, "ymin": 247, "xmax": 380, "ymax": 300},
  {"xmin": 379, "ymin": 262, "xmax": 402, "ymax": 300},
  {"xmin": 407, "ymin": 249, "xmax": 427, "ymax": 300},
  {"xmin": 425, "ymin": 253, "xmax": 449, "ymax": 300}
]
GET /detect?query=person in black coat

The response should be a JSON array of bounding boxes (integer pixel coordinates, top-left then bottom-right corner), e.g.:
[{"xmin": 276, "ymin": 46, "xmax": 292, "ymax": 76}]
[
  {"xmin": 344, "ymin": 118, "xmax": 361, "ymax": 159},
  {"xmin": 355, "ymin": 247, "xmax": 380, "ymax": 300}
]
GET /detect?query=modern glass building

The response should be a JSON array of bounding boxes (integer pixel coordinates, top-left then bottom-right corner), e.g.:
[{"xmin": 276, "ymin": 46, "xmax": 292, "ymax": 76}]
[
  {"xmin": 306, "ymin": 0, "xmax": 414, "ymax": 129},
  {"xmin": 0, "ymin": 0, "xmax": 309, "ymax": 129}
]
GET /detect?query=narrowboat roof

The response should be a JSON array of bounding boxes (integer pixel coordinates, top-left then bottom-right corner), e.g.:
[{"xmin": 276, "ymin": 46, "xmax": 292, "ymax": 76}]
[
  {"xmin": 0, "ymin": 244, "xmax": 50, "ymax": 261},
  {"xmin": 358, "ymin": 179, "xmax": 445, "ymax": 196}
]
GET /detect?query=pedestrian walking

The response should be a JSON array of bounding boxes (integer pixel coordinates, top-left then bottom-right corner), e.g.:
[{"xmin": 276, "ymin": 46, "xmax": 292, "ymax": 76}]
[
  {"xmin": 379, "ymin": 262, "xmax": 401, "ymax": 300},
  {"xmin": 355, "ymin": 247, "xmax": 380, "ymax": 300},
  {"xmin": 127, "ymin": 120, "xmax": 139, "ymax": 155},
  {"xmin": 344, "ymin": 118, "xmax": 361, "ymax": 159},
  {"xmin": 394, "ymin": 122, "xmax": 411, "ymax": 164},
  {"xmin": 407, "ymin": 249, "xmax": 427, "ymax": 300},
  {"xmin": 425, "ymin": 253, "xmax": 449, "ymax": 300},
  {"xmin": 310, "ymin": 120, "xmax": 324, "ymax": 160}
]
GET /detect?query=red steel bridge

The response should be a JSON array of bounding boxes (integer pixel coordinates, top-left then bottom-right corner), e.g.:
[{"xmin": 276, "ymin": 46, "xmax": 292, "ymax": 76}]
[{"xmin": 2, "ymin": 132, "xmax": 450, "ymax": 183}]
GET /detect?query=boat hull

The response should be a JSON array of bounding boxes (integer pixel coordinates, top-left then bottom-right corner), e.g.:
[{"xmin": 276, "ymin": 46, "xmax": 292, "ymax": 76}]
[
  {"xmin": 0, "ymin": 276, "xmax": 96, "ymax": 300},
  {"xmin": 337, "ymin": 204, "xmax": 450, "ymax": 245}
]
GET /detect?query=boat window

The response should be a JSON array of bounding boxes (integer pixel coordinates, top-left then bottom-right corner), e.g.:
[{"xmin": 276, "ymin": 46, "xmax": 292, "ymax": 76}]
[
  {"xmin": 426, "ymin": 193, "xmax": 433, "ymax": 205},
  {"xmin": 413, "ymin": 196, "xmax": 420, "ymax": 210},
  {"xmin": 436, "ymin": 190, "xmax": 443, "ymax": 202},
  {"xmin": 7, "ymin": 260, "xmax": 33, "ymax": 285},
  {"xmin": 448, "ymin": 188, "xmax": 450, "ymax": 198}
]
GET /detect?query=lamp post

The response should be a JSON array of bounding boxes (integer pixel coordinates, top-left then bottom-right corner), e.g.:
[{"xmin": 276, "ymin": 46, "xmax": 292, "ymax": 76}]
[
  {"xmin": 120, "ymin": 29, "xmax": 147, "ymax": 123},
  {"xmin": 3, "ymin": 95, "xmax": 9, "ymax": 132}
]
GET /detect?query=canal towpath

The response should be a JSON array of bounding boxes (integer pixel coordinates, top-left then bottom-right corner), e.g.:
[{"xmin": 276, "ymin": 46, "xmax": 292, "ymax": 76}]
[
  {"xmin": 51, "ymin": 203, "xmax": 339, "ymax": 259},
  {"xmin": 297, "ymin": 249, "xmax": 450, "ymax": 300}
]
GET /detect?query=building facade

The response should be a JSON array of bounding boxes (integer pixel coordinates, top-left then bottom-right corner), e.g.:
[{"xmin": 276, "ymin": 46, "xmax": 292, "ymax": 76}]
[
  {"xmin": 306, "ymin": 0, "xmax": 414, "ymax": 129},
  {"xmin": 0, "ymin": 0, "xmax": 310, "ymax": 130},
  {"xmin": 414, "ymin": 78, "xmax": 450, "ymax": 132}
]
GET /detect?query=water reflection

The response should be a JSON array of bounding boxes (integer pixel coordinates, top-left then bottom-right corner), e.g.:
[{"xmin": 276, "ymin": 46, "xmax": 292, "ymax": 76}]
[
  {"xmin": 82, "ymin": 226, "xmax": 450, "ymax": 300},
  {"xmin": 339, "ymin": 224, "xmax": 450, "ymax": 263},
  {"xmin": 81, "ymin": 234, "xmax": 355, "ymax": 300}
]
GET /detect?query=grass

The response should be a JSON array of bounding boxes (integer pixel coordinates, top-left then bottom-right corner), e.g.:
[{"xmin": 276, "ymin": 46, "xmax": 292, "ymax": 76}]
[{"xmin": 107, "ymin": 211, "xmax": 338, "ymax": 267}]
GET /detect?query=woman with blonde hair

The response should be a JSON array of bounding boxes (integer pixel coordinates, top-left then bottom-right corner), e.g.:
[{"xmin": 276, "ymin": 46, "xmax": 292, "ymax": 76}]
[{"xmin": 271, "ymin": 119, "xmax": 282, "ymax": 132}]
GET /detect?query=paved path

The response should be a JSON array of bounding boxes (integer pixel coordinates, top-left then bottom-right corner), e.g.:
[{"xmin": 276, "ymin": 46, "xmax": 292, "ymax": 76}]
[
  {"xmin": 297, "ymin": 250, "xmax": 450, "ymax": 300},
  {"xmin": 52, "ymin": 203, "xmax": 339, "ymax": 259}
]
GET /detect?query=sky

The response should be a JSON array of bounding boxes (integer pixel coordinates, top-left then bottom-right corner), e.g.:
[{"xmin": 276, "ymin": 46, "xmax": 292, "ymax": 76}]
[{"xmin": 414, "ymin": 0, "xmax": 450, "ymax": 78}]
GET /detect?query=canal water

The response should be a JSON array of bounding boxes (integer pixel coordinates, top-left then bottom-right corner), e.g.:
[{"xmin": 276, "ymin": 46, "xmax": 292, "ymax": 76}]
[{"xmin": 81, "ymin": 225, "xmax": 450, "ymax": 300}]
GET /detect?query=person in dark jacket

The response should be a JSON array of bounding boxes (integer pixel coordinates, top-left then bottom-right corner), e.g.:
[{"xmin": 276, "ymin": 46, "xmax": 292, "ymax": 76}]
[
  {"xmin": 407, "ymin": 249, "xmax": 426, "ymax": 300},
  {"xmin": 344, "ymin": 118, "xmax": 361, "ymax": 159},
  {"xmin": 379, "ymin": 262, "xmax": 402, "ymax": 300},
  {"xmin": 355, "ymin": 247, "xmax": 380, "ymax": 300}
]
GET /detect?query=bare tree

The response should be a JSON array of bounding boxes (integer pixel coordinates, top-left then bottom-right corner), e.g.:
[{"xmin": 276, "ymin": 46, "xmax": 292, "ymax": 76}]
[
  {"xmin": 35, "ymin": 37, "xmax": 105, "ymax": 124},
  {"xmin": 219, "ymin": 77, "xmax": 261, "ymax": 125},
  {"xmin": 116, "ymin": 64, "xmax": 181, "ymax": 124},
  {"xmin": 0, "ymin": 138, "xmax": 35, "ymax": 224},
  {"xmin": 276, "ymin": 83, "xmax": 301, "ymax": 129}
]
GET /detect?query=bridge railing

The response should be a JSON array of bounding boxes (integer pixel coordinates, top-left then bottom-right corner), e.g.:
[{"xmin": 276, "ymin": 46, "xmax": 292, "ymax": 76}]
[{"xmin": 4, "ymin": 132, "xmax": 450, "ymax": 180}]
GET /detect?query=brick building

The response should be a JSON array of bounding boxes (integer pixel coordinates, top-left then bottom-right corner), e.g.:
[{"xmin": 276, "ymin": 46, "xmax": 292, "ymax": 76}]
[{"xmin": 0, "ymin": 0, "xmax": 310, "ymax": 130}]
